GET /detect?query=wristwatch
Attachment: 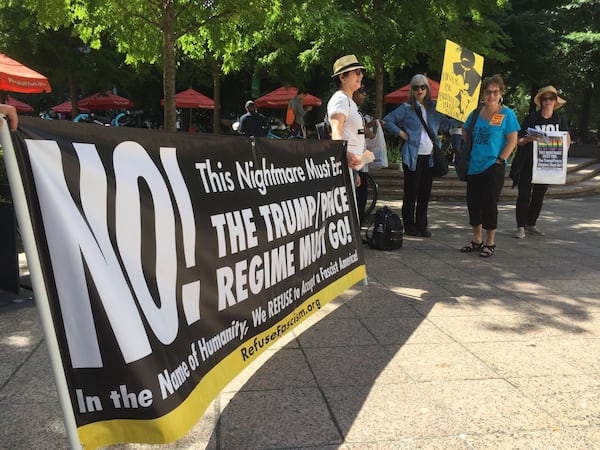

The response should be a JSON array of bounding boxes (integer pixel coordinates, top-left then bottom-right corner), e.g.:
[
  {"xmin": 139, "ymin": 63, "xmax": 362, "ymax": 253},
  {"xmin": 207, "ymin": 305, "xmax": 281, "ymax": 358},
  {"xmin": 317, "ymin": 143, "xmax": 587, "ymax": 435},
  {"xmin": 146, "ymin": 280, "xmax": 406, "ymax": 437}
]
[{"xmin": 496, "ymin": 156, "xmax": 505, "ymax": 164}]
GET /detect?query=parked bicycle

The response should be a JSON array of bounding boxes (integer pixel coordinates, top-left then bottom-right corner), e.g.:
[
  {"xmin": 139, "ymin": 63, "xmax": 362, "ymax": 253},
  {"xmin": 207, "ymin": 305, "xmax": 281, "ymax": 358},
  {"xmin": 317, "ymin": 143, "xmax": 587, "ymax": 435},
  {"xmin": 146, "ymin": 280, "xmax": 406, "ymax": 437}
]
[
  {"xmin": 362, "ymin": 172, "xmax": 378, "ymax": 219},
  {"xmin": 313, "ymin": 122, "xmax": 379, "ymax": 222},
  {"xmin": 267, "ymin": 117, "xmax": 304, "ymax": 139}
]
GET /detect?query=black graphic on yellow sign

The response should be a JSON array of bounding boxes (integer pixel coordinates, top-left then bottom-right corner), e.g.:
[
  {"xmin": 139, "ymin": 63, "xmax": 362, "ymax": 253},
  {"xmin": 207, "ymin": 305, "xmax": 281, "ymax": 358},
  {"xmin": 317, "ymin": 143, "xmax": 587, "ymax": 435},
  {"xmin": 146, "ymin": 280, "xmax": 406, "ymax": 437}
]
[{"xmin": 437, "ymin": 40, "xmax": 484, "ymax": 122}]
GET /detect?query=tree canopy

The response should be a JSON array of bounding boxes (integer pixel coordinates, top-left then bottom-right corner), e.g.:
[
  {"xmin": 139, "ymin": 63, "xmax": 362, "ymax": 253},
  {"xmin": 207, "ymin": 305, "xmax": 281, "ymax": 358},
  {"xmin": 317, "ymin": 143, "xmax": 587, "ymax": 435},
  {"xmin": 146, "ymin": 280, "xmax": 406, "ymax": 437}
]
[{"xmin": 0, "ymin": 0, "xmax": 598, "ymax": 136}]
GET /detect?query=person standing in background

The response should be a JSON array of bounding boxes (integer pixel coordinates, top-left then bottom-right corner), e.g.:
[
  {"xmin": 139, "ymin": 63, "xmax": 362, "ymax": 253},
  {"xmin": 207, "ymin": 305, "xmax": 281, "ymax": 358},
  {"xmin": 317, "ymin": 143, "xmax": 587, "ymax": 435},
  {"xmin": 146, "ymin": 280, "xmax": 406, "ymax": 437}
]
[
  {"xmin": 238, "ymin": 100, "xmax": 268, "ymax": 137},
  {"xmin": 288, "ymin": 90, "xmax": 312, "ymax": 138},
  {"xmin": 512, "ymin": 85, "xmax": 571, "ymax": 239},
  {"xmin": 449, "ymin": 125, "xmax": 462, "ymax": 164}
]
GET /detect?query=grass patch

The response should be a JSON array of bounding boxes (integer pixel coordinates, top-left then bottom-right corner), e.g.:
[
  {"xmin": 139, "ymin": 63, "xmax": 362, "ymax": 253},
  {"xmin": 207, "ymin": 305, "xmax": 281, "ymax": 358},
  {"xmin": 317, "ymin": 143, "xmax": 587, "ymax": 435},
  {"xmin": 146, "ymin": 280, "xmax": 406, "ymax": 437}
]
[{"xmin": 387, "ymin": 144, "xmax": 402, "ymax": 164}]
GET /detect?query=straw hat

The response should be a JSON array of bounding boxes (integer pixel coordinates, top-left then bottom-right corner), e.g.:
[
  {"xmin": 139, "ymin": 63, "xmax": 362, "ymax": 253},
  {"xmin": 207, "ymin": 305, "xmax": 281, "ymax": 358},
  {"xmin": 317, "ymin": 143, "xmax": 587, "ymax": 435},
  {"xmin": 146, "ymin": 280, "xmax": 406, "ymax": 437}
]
[
  {"xmin": 533, "ymin": 85, "xmax": 567, "ymax": 110},
  {"xmin": 331, "ymin": 55, "xmax": 365, "ymax": 78}
]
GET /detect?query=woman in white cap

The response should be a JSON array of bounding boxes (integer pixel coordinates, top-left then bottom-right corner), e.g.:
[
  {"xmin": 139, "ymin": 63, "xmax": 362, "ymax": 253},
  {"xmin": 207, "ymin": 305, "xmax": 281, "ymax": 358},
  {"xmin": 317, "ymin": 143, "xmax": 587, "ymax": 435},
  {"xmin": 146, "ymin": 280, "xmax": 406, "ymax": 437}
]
[
  {"xmin": 327, "ymin": 55, "xmax": 374, "ymax": 184},
  {"xmin": 512, "ymin": 85, "xmax": 571, "ymax": 239}
]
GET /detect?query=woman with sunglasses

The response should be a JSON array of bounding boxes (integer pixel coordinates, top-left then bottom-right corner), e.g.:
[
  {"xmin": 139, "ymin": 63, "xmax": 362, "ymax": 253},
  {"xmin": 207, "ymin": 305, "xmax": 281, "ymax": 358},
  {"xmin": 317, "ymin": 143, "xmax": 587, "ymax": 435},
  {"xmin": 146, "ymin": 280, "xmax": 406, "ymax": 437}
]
[
  {"xmin": 328, "ymin": 55, "xmax": 375, "ymax": 186},
  {"xmin": 383, "ymin": 74, "xmax": 457, "ymax": 237},
  {"xmin": 460, "ymin": 74, "xmax": 519, "ymax": 257},
  {"xmin": 511, "ymin": 86, "xmax": 571, "ymax": 239}
]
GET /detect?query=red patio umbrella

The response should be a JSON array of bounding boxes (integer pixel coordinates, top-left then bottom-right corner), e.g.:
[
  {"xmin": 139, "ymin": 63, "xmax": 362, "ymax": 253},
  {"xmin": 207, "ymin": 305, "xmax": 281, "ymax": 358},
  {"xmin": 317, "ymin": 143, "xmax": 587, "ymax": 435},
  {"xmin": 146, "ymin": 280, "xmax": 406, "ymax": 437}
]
[
  {"xmin": 4, "ymin": 95, "xmax": 34, "ymax": 113},
  {"xmin": 51, "ymin": 100, "xmax": 90, "ymax": 114},
  {"xmin": 160, "ymin": 87, "xmax": 214, "ymax": 109},
  {"xmin": 161, "ymin": 87, "xmax": 214, "ymax": 131},
  {"xmin": 78, "ymin": 91, "xmax": 133, "ymax": 110},
  {"xmin": 0, "ymin": 53, "xmax": 51, "ymax": 93},
  {"xmin": 384, "ymin": 77, "xmax": 440, "ymax": 104},
  {"xmin": 254, "ymin": 86, "xmax": 322, "ymax": 108}
]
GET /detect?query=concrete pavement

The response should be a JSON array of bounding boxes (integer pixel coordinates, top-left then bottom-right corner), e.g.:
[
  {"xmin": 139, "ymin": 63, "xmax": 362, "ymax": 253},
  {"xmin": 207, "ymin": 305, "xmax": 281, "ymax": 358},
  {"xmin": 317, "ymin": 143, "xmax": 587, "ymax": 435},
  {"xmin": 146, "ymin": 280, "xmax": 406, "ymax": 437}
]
[{"xmin": 1, "ymin": 195, "xmax": 600, "ymax": 449}]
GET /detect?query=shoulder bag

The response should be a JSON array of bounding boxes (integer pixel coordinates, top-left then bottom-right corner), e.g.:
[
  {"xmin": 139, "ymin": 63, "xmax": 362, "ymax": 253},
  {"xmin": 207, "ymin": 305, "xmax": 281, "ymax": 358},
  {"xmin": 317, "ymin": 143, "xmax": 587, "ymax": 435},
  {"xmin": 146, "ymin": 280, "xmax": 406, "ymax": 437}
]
[
  {"xmin": 317, "ymin": 95, "xmax": 351, "ymax": 140},
  {"xmin": 415, "ymin": 107, "xmax": 448, "ymax": 177},
  {"xmin": 315, "ymin": 114, "xmax": 331, "ymax": 139},
  {"xmin": 455, "ymin": 107, "xmax": 481, "ymax": 181}
]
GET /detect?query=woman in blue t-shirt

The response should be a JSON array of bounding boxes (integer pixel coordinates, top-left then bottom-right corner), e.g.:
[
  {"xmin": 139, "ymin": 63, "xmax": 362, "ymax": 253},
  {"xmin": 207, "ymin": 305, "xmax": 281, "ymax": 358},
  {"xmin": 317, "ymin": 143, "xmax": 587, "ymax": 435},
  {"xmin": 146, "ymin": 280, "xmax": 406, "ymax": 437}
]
[{"xmin": 460, "ymin": 74, "xmax": 519, "ymax": 257}]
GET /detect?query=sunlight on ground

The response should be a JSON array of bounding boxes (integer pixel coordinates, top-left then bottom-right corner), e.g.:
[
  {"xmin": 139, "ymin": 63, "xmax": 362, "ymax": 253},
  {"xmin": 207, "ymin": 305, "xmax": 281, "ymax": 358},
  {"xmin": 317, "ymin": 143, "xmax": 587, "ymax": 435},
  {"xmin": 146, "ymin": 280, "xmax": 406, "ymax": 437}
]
[
  {"xmin": 19, "ymin": 252, "xmax": 30, "ymax": 276},
  {"xmin": 575, "ymin": 222, "xmax": 600, "ymax": 229},
  {"xmin": 390, "ymin": 287, "xmax": 428, "ymax": 300},
  {"xmin": 1, "ymin": 333, "xmax": 33, "ymax": 348}
]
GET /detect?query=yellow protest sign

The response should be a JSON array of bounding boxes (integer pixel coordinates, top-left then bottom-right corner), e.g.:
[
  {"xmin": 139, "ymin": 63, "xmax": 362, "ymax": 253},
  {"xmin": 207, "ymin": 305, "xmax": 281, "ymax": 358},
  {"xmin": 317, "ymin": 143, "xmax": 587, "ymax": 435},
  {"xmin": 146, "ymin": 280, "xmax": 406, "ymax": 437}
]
[{"xmin": 437, "ymin": 40, "xmax": 484, "ymax": 122}]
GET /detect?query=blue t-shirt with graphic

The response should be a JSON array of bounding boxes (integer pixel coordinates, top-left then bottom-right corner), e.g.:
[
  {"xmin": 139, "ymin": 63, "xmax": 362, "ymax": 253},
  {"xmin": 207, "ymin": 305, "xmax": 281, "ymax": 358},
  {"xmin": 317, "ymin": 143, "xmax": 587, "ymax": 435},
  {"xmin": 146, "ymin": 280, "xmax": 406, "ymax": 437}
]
[{"xmin": 465, "ymin": 106, "xmax": 520, "ymax": 175}]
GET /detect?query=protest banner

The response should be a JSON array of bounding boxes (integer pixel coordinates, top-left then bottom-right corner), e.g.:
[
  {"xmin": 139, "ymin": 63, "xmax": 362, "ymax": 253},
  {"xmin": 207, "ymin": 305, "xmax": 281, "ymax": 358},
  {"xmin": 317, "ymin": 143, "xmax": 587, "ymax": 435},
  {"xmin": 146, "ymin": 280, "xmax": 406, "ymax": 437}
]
[
  {"xmin": 1, "ymin": 116, "xmax": 366, "ymax": 449},
  {"xmin": 437, "ymin": 39, "xmax": 484, "ymax": 122},
  {"xmin": 532, "ymin": 131, "xmax": 569, "ymax": 184}
]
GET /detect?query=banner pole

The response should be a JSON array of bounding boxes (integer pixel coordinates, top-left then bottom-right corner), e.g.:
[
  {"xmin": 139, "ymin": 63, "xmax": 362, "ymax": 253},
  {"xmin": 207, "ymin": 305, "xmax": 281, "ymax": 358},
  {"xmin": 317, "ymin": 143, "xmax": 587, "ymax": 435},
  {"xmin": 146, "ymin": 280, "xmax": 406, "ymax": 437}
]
[{"xmin": 0, "ymin": 116, "xmax": 82, "ymax": 450}]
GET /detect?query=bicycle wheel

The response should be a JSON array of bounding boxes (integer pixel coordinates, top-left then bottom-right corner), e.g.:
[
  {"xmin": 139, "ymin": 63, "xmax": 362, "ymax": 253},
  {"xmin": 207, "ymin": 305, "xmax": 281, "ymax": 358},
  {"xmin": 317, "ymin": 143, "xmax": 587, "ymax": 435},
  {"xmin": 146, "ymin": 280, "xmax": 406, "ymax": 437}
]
[{"xmin": 363, "ymin": 173, "xmax": 378, "ymax": 219}]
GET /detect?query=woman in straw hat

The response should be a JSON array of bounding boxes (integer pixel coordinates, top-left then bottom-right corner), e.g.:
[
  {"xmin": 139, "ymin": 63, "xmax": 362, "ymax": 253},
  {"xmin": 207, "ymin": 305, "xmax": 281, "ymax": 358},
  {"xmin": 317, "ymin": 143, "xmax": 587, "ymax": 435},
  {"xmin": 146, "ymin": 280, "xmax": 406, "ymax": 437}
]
[
  {"xmin": 327, "ymin": 55, "xmax": 375, "ymax": 182},
  {"xmin": 512, "ymin": 85, "xmax": 571, "ymax": 239}
]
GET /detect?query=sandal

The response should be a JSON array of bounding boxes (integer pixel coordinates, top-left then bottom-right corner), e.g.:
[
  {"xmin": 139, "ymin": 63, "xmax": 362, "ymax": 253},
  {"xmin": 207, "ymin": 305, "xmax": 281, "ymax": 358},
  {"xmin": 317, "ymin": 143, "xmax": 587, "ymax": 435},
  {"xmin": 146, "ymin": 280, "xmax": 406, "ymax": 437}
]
[
  {"xmin": 460, "ymin": 241, "xmax": 483, "ymax": 253},
  {"xmin": 479, "ymin": 244, "xmax": 496, "ymax": 257}
]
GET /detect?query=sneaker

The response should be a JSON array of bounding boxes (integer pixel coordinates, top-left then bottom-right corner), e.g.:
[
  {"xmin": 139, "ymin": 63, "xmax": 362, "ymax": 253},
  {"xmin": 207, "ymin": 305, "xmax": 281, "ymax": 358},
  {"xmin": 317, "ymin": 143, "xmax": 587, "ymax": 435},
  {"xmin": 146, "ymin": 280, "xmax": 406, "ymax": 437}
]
[
  {"xmin": 514, "ymin": 227, "xmax": 525, "ymax": 239},
  {"xmin": 418, "ymin": 229, "xmax": 432, "ymax": 238},
  {"xmin": 526, "ymin": 225, "xmax": 545, "ymax": 236}
]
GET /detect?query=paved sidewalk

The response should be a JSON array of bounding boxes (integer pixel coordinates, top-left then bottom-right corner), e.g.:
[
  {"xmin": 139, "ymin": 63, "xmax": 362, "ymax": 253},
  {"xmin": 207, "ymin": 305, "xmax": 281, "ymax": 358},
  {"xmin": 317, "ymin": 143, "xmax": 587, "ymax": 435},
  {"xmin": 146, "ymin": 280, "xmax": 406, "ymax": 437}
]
[{"xmin": 1, "ymin": 196, "xmax": 600, "ymax": 449}]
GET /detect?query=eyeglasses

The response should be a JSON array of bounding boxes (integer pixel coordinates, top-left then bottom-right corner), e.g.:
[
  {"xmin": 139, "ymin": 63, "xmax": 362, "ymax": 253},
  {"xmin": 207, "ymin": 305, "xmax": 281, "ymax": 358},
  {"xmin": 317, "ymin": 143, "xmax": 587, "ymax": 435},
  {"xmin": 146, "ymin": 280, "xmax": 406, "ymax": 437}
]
[
  {"xmin": 540, "ymin": 96, "xmax": 556, "ymax": 102},
  {"xmin": 351, "ymin": 68, "xmax": 363, "ymax": 76},
  {"xmin": 484, "ymin": 89, "xmax": 501, "ymax": 96},
  {"xmin": 358, "ymin": 88, "xmax": 367, "ymax": 94},
  {"xmin": 412, "ymin": 85, "xmax": 427, "ymax": 91}
]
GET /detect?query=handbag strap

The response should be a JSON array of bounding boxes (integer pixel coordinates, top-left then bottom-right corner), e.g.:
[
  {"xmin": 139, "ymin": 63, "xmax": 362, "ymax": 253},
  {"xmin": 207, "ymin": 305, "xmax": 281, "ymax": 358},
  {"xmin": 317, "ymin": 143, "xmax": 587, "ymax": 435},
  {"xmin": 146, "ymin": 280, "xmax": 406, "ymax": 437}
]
[
  {"xmin": 414, "ymin": 106, "xmax": 438, "ymax": 145},
  {"xmin": 465, "ymin": 107, "xmax": 481, "ymax": 146}
]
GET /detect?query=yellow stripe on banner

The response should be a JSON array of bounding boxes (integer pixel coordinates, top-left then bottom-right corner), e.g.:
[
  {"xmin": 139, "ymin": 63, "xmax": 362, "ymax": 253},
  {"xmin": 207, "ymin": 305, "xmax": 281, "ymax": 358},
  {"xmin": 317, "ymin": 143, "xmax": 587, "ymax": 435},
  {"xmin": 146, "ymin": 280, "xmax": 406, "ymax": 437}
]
[{"xmin": 77, "ymin": 265, "xmax": 366, "ymax": 449}]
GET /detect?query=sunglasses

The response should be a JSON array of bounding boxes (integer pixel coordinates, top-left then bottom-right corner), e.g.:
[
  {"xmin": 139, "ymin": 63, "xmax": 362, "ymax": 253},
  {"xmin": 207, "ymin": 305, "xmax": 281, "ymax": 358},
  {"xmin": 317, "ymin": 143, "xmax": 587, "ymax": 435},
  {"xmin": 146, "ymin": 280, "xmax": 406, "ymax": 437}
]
[
  {"xmin": 358, "ymin": 88, "xmax": 367, "ymax": 94},
  {"xmin": 412, "ymin": 85, "xmax": 427, "ymax": 91},
  {"xmin": 540, "ymin": 96, "xmax": 556, "ymax": 102}
]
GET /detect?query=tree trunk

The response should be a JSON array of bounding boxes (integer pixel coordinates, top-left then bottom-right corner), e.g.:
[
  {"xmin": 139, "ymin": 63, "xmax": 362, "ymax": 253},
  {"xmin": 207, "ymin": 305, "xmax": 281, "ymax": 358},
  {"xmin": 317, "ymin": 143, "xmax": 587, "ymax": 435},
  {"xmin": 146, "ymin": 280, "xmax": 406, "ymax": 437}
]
[
  {"xmin": 212, "ymin": 62, "xmax": 221, "ymax": 135},
  {"xmin": 162, "ymin": 3, "xmax": 177, "ymax": 132},
  {"xmin": 374, "ymin": 55, "xmax": 384, "ymax": 120},
  {"xmin": 529, "ymin": 83, "xmax": 539, "ymax": 114},
  {"xmin": 69, "ymin": 72, "xmax": 78, "ymax": 117},
  {"xmin": 578, "ymin": 83, "xmax": 592, "ymax": 142},
  {"xmin": 373, "ymin": 0, "xmax": 384, "ymax": 120}
]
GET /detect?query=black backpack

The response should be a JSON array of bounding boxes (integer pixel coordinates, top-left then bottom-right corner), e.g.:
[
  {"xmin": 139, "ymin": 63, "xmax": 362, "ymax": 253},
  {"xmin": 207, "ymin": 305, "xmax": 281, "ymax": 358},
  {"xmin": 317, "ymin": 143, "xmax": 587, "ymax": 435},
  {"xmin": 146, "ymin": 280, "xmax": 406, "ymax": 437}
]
[
  {"xmin": 315, "ymin": 117, "xmax": 331, "ymax": 139},
  {"xmin": 366, "ymin": 206, "xmax": 403, "ymax": 250}
]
